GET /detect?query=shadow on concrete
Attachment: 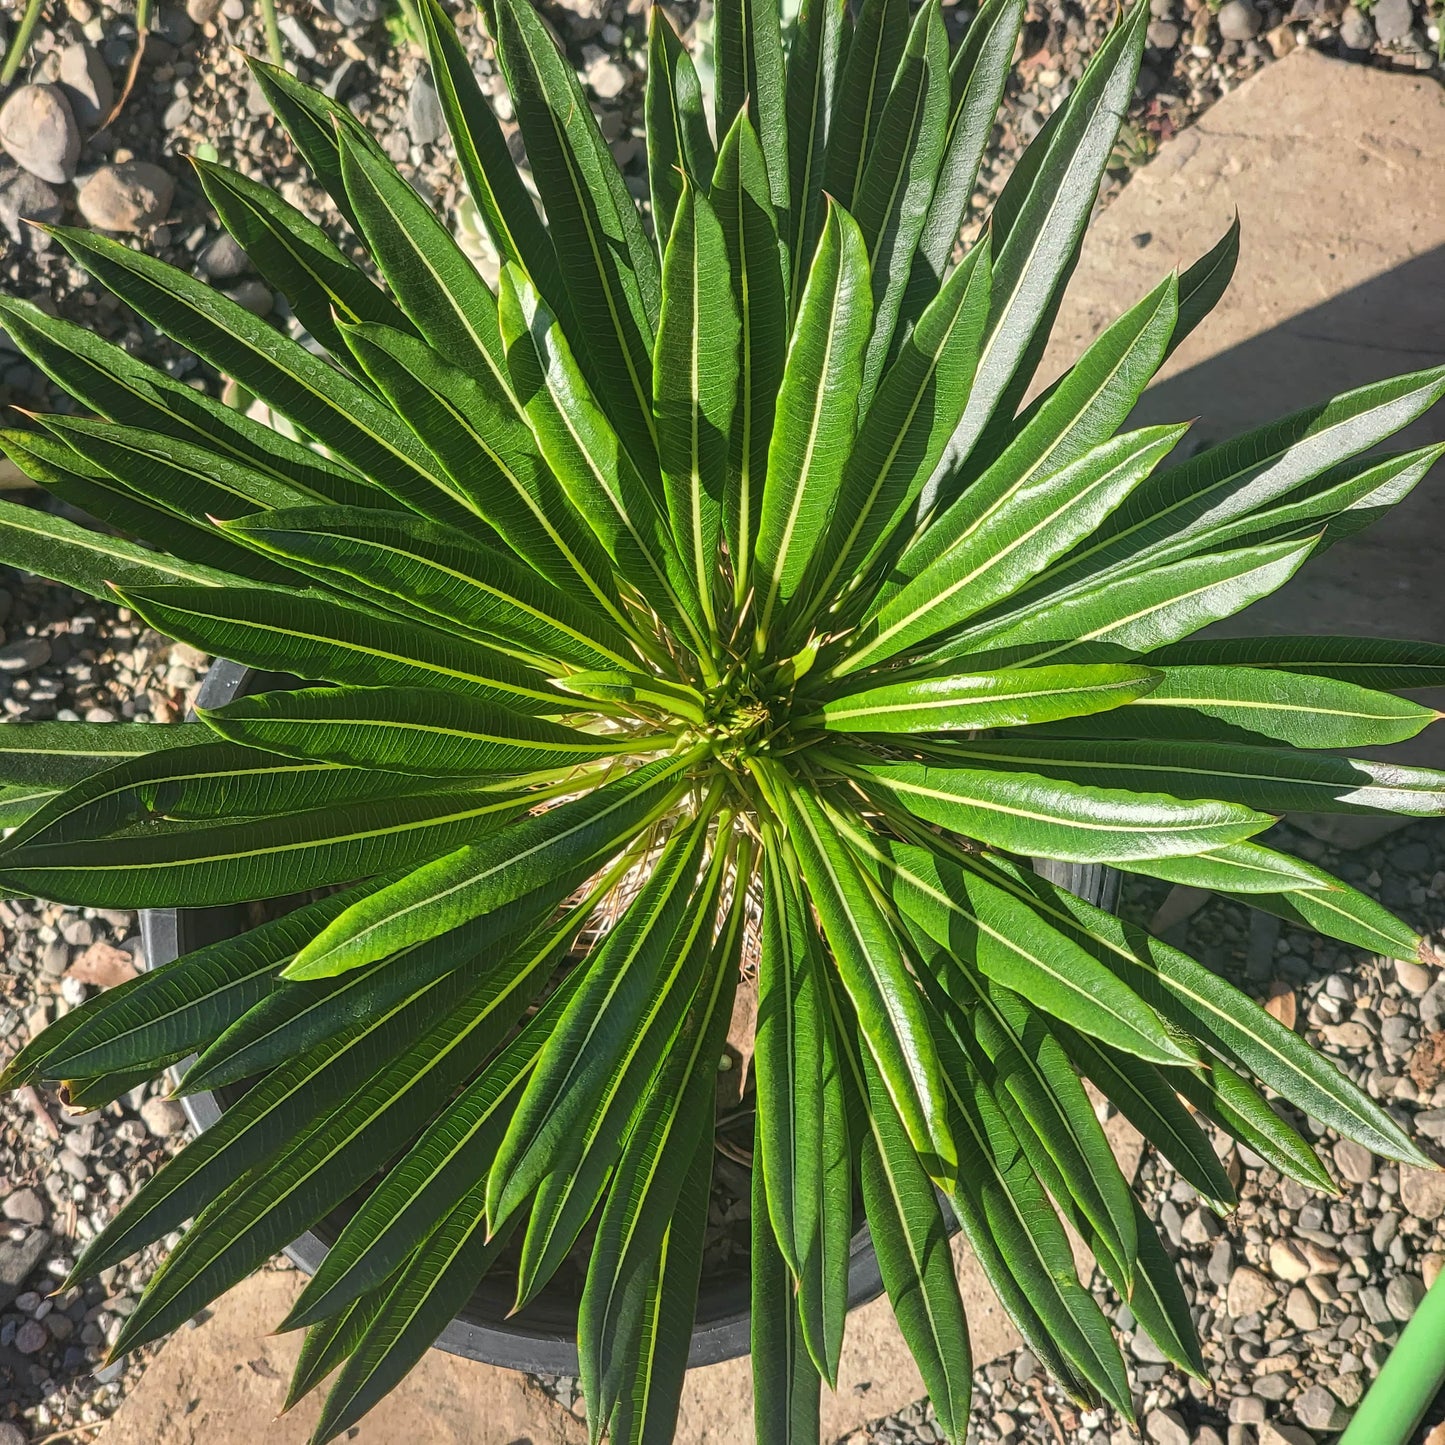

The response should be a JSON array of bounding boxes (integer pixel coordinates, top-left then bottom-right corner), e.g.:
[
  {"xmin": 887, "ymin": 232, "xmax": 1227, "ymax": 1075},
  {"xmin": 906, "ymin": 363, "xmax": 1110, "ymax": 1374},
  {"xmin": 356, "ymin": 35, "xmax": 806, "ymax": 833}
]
[{"xmin": 1130, "ymin": 242, "xmax": 1445, "ymax": 646}]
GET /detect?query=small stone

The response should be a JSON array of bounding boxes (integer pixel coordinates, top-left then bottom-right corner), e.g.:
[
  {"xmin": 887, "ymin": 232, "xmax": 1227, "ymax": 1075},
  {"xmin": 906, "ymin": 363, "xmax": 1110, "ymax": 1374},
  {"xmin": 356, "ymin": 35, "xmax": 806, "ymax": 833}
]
[
  {"xmin": 0, "ymin": 85, "xmax": 81, "ymax": 185},
  {"xmin": 1269, "ymin": 1240, "xmax": 1311, "ymax": 1282},
  {"xmin": 0, "ymin": 1229, "xmax": 49, "ymax": 1310},
  {"xmin": 13, "ymin": 1318, "xmax": 47, "ymax": 1354},
  {"xmin": 1386, "ymin": 1273, "xmax": 1425, "ymax": 1320},
  {"xmin": 1400, "ymin": 1165, "xmax": 1445, "ymax": 1220},
  {"xmin": 1296, "ymin": 1386, "xmax": 1352, "ymax": 1432},
  {"xmin": 1208, "ymin": 1239, "xmax": 1235, "ymax": 1287},
  {"xmin": 199, "ymin": 231, "xmax": 250, "ymax": 280},
  {"xmin": 1182, "ymin": 1207, "xmax": 1220, "ymax": 1246},
  {"xmin": 0, "ymin": 156, "xmax": 62, "ymax": 245},
  {"xmin": 1360, "ymin": 1285, "xmax": 1392, "ymax": 1324},
  {"xmin": 1285, "ymin": 1286, "xmax": 1319, "ymax": 1331},
  {"xmin": 76, "ymin": 161, "xmax": 176, "ymax": 231},
  {"xmin": 2, "ymin": 1188, "xmax": 46, "ymax": 1226},
  {"xmin": 0, "ymin": 1424, "xmax": 25, "ymax": 1445},
  {"xmin": 1217, "ymin": 0, "xmax": 1262, "ymax": 36},
  {"xmin": 223, "ymin": 280, "xmax": 273, "ymax": 317},
  {"xmin": 1147, "ymin": 18, "xmax": 1181, "ymax": 45},
  {"xmin": 1333, "ymin": 1138, "xmax": 1375, "ymax": 1186},
  {"xmin": 1322, "ymin": 1021, "xmax": 1373, "ymax": 1050},
  {"xmin": 1229, "ymin": 1396, "xmax": 1267, "ymax": 1424},
  {"xmin": 185, "ymin": 0, "xmax": 224, "ymax": 21},
  {"xmin": 277, "ymin": 14, "xmax": 319, "ymax": 58},
  {"xmin": 408, "ymin": 73, "xmax": 445, "ymax": 146},
  {"xmin": 0, "ymin": 637, "xmax": 50, "ymax": 674},
  {"xmin": 1145, "ymin": 1407, "xmax": 1189, "ymax": 1445},
  {"xmin": 1228, "ymin": 1265, "xmax": 1276, "ymax": 1317},
  {"xmin": 1260, "ymin": 1426, "xmax": 1317, "ymax": 1445},
  {"xmin": 56, "ymin": 42, "xmax": 113, "ymax": 130},
  {"xmin": 140, "ymin": 1096, "xmax": 187, "ymax": 1139},
  {"xmin": 586, "ymin": 56, "xmax": 630, "ymax": 101},
  {"xmin": 1396, "ymin": 959, "xmax": 1433, "ymax": 995},
  {"xmin": 1371, "ymin": 0, "xmax": 1415, "ymax": 41}
]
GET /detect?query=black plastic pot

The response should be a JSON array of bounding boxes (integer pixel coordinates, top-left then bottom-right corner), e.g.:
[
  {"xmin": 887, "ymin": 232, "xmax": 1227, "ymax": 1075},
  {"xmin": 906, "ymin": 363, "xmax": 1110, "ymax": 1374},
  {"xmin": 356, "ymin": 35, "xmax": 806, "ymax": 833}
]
[{"xmin": 139, "ymin": 658, "xmax": 1117, "ymax": 1377}]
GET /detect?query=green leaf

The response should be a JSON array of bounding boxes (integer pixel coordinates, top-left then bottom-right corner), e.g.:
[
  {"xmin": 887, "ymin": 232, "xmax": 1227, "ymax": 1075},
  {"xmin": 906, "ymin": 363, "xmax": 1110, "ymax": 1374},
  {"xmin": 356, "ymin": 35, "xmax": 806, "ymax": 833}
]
[
  {"xmin": 851, "ymin": 756, "xmax": 1270, "ymax": 863},
  {"xmin": 308, "ymin": 1184, "xmax": 517, "ymax": 1445},
  {"xmin": 1058, "ymin": 1025, "xmax": 1236, "ymax": 1212},
  {"xmin": 0, "ymin": 297, "xmax": 372, "ymax": 508},
  {"xmin": 48, "ymin": 227, "xmax": 479, "ymax": 532},
  {"xmin": 579, "ymin": 851, "xmax": 745, "ymax": 1428},
  {"xmin": 846, "ymin": 826, "xmax": 1193, "ymax": 1067},
  {"xmin": 932, "ymin": 1, "xmax": 1147, "ymax": 481},
  {"xmin": 894, "ymin": 271, "xmax": 1179, "ymax": 593},
  {"xmin": 280, "ymin": 875, "xmax": 617, "ymax": 1329},
  {"xmin": 655, "ymin": 184, "xmax": 740, "ymax": 636},
  {"xmin": 1168, "ymin": 214, "xmax": 1239, "ymax": 361},
  {"xmin": 1049, "ymin": 663, "xmax": 1440, "ymax": 748},
  {"xmin": 0, "ymin": 720, "xmax": 210, "ymax": 791},
  {"xmin": 115, "ymin": 583, "xmax": 563, "ymax": 713},
  {"xmin": 493, "ymin": 0, "xmax": 661, "ymax": 464},
  {"xmin": 806, "ymin": 236, "xmax": 991, "ymax": 617},
  {"xmin": 1121, "ymin": 839, "xmax": 1338, "ymax": 894},
  {"xmin": 223, "ymin": 505, "xmax": 635, "ymax": 672},
  {"xmin": 199, "ymin": 685, "xmax": 643, "ymax": 778},
  {"xmin": 67, "ymin": 954, "xmax": 487, "ymax": 1283},
  {"xmin": 1, "ymin": 877, "xmax": 385, "ymax": 1090},
  {"xmin": 714, "ymin": 0, "xmax": 789, "ymax": 224},
  {"xmin": 286, "ymin": 754, "xmax": 696, "ymax": 979},
  {"xmin": 842, "ymin": 425, "xmax": 1187, "ymax": 675},
  {"xmin": 931, "ymin": 1005, "xmax": 1132, "ymax": 1415},
  {"xmin": 712, "ymin": 114, "xmax": 788, "ymax": 612},
  {"xmin": 498, "ymin": 266, "xmax": 709, "ymax": 656},
  {"xmin": 1148, "ymin": 634, "xmax": 1445, "ymax": 691},
  {"xmin": 850, "ymin": 1022, "xmax": 972, "ymax": 1443},
  {"xmin": 851, "ymin": 0, "xmax": 950, "ymax": 405},
  {"xmin": 808, "ymin": 663, "xmax": 1161, "ymax": 735},
  {"xmin": 924, "ymin": 735, "xmax": 1445, "ymax": 817},
  {"xmin": 754, "ymin": 203, "xmax": 874, "ymax": 643},
  {"xmin": 904, "ymin": 0, "xmax": 1023, "ymax": 322},
  {"xmin": 784, "ymin": 0, "xmax": 848, "ymax": 312},
  {"xmin": 490, "ymin": 818, "xmax": 721, "ymax": 1289},
  {"xmin": 244, "ymin": 57, "xmax": 392, "ymax": 235},
  {"xmin": 936, "ymin": 533, "xmax": 1318, "ymax": 668},
  {"xmin": 750, "ymin": 1116, "xmax": 823, "ymax": 1445},
  {"xmin": 646, "ymin": 8, "xmax": 717, "ymax": 249},
  {"xmin": 753, "ymin": 837, "xmax": 852, "ymax": 1383},
  {"xmin": 1236, "ymin": 873, "xmax": 1424, "ymax": 964},
  {"xmin": 599, "ymin": 1125, "xmax": 711, "ymax": 1445},
  {"xmin": 192, "ymin": 156, "xmax": 410, "ymax": 363},
  {"xmin": 415, "ymin": 0, "xmax": 563, "ymax": 310},
  {"xmin": 1172, "ymin": 1056, "xmax": 1334, "ymax": 1194},
  {"xmin": 336, "ymin": 127, "xmax": 505, "ymax": 385},
  {"xmin": 0, "ymin": 430, "xmax": 292, "ymax": 590},
  {"xmin": 177, "ymin": 883, "xmax": 558, "ymax": 1096},
  {"xmin": 773, "ymin": 782, "xmax": 957, "ymax": 1184},
  {"xmin": 1038, "ymin": 365, "xmax": 1445, "ymax": 597},
  {"xmin": 823, "ymin": 0, "xmax": 907, "ymax": 211},
  {"xmin": 284, "ymin": 1282, "xmax": 392, "ymax": 1412},
  {"xmin": 0, "ymin": 759, "xmax": 521, "ymax": 911},
  {"xmin": 109, "ymin": 949, "xmax": 559, "ymax": 1357},
  {"xmin": 963, "ymin": 976, "xmax": 1139, "ymax": 1289},
  {"xmin": 987, "ymin": 855, "xmax": 1433, "ymax": 1166}
]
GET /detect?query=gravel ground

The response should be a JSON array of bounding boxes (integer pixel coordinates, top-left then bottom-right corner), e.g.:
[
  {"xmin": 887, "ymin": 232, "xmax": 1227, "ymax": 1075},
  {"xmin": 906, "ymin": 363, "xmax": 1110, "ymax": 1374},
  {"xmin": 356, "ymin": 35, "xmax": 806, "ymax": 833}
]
[{"xmin": 0, "ymin": 0, "xmax": 1443, "ymax": 1441}]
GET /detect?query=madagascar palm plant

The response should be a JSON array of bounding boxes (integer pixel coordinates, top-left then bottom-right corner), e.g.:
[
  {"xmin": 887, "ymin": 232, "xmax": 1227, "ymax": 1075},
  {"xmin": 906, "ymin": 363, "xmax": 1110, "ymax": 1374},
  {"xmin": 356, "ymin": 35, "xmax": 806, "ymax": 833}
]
[{"xmin": 1, "ymin": 0, "xmax": 1443, "ymax": 1439}]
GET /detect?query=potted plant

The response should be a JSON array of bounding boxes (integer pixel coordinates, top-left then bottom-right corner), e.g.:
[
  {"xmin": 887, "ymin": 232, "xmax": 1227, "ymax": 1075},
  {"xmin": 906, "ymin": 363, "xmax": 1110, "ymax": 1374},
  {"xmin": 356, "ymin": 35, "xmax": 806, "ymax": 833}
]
[{"xmin": 1, "ymin": 0, "xmax": 1443, "ymax": 1440}]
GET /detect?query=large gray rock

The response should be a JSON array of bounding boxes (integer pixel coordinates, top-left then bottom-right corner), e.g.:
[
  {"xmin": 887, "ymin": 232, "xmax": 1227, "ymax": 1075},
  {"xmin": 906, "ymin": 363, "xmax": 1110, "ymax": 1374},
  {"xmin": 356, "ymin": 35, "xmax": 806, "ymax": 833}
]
[
  {"xmin": 57, "ymin": 41, "xmax": 114, "ymax": 130},
  {"xmin": 0, "ymin": 84, "xmax": 80, "ymax": 184},
  {"xmin": 0, "ymin": 1228, "xmax": 49, "ymax": 1311},
  {"xmin": 0, "ymin": 157, "xmax": 62, "ymax": 246},
  {"xmin": 76, "ymin": 161, "xmax": 175, "ymax": 231}
]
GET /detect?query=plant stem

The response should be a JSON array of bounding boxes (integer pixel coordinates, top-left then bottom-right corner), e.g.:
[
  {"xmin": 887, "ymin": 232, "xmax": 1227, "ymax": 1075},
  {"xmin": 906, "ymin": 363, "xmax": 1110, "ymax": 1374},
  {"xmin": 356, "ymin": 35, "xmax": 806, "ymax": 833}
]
[
  {"xmin": 1, "ymin": 0, "xmax": 48, "ymax": 88},
  {"xmin": 259, "ymin": 0, "xmax": 283, "ymax": 65},
  {"xmin": 1337, "ymin": 1265, "xmax": 1445, "ymax": 1445}
]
